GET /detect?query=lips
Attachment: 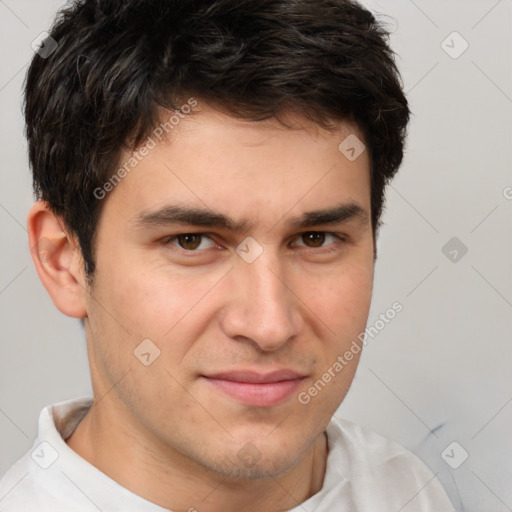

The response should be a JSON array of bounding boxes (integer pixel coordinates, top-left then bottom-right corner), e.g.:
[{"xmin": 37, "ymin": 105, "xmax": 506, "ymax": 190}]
[{"xmin": 202, "ymin": 369, "xmax": 307, "ymax": 407}]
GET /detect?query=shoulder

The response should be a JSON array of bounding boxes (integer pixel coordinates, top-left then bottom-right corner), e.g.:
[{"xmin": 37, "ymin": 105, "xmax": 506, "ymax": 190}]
[
  {"xmin": 0, "ymin": 397, "xmax": 169, "ymax": 512},
  {"xmin": 330, "ymin": 416, "xmax": 421, "ymax": 463},
  {"xmin": 323, "ymin": 417, "xmax": 455, "ymax": 511},
  {"xmin": 0, "ymin": 398, "xmax": 94, "ymax": 511},
  {"xmin": 0, "ymin": 451, "xmax": 66, "ymax": 512}
]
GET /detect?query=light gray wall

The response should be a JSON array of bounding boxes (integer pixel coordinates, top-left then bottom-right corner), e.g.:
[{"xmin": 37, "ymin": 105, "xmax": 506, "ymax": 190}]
[{"xmin": 1, "ymin": 1, "xmax": 510, "ymax": 510}]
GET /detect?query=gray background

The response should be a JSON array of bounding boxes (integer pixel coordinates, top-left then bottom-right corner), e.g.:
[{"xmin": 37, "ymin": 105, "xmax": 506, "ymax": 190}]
[{"xmin": 1, "ymin": 1, "xmax": 510, "ymax": 510}]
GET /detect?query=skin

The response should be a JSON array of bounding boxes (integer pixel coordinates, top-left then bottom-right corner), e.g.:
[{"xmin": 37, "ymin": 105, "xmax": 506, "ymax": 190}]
[{"xmin": 28, "ymin": 104, "xmax": 374, "ymax": 512}]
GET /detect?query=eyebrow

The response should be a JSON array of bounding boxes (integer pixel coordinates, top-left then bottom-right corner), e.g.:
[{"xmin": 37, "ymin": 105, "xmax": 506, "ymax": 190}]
[{"xmin": 133, "ymin": 201, "xmax": 369, "ymax": 232}]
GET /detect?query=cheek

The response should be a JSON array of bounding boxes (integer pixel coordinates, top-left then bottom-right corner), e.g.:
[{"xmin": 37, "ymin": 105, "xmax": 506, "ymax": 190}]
[
  {"xmin": 303, "ymin": 262, "xmax": 373, "ymax": 340},
  {"xmin": 92, "ymin": 260, "xmax": 228, "ymax": 373},
  {"xmin": 93, "ymin": 252, "xmax": 191, "ymax": 335}
]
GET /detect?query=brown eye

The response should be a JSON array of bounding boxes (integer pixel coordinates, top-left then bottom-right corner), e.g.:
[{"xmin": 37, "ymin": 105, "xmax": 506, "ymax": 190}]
[
  {"xmin": 177, "ymin": 234, "xmax": 202, "ymax": 250},
  {"xmin": 164, "ymin": 233, "xmax": 217, "ymax": 252},
  {"xmin": 302, "ymin": 232, "xmax": 326, "ymax": 247}
]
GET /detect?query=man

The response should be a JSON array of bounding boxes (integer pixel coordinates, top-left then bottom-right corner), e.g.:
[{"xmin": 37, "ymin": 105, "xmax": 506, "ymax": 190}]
[{"xmin": 0, "ymin": 0, "xmax": 455, "ymax": 510}]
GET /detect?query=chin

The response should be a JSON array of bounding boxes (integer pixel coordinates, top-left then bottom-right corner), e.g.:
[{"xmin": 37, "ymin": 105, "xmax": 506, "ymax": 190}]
[
  {"xmin": 209, "ymin": 453, "xmax": 299, "ymax": 481},
  {"xmin": 184, "ymin": 437, "xmax": 303, "ymax": 481}
]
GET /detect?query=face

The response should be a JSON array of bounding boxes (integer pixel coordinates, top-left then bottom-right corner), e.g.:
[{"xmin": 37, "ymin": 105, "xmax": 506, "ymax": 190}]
[{"xmin": 83, "ymin": 105, "xmax": 374, "ymax": 479}]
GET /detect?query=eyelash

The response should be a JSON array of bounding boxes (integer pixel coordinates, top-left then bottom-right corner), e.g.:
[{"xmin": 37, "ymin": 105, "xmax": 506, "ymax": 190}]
[{"xmin": 161, "ymin": 232, "xmax": 347, "ymax": 254}]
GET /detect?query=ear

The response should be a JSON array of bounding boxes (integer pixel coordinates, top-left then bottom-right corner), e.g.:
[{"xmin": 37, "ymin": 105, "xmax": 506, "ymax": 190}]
[{"xmin": 27, "ymin": 201, "xmax": 87, "ymax": 318}]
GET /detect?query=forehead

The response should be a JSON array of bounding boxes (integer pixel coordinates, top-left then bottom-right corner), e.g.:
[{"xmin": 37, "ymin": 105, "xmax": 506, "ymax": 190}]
[
  {"xmin": 162, "ymin": 105, "xmax": 363, "ymax": 152},
  {"xmin": 102, "ymin": 106, "xmax": 371, "ymax": 231}
]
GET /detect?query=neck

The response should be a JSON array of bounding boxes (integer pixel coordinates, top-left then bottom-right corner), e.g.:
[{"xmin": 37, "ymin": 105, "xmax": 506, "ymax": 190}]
[{"xmin": 66, "ymin": 398, "xmax": 328, "ymax": 512}]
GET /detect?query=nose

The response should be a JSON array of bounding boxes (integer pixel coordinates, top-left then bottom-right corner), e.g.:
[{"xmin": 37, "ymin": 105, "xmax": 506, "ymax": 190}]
[{"xmin": 219, "ymin": 253, "xmax": 303, "ymax": 352}]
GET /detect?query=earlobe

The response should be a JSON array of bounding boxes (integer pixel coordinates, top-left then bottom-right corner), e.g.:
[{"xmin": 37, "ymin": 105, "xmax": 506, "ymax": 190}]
[{"xmin": 27, "ymin": 201, "xmax": 87, "ymax": 318}]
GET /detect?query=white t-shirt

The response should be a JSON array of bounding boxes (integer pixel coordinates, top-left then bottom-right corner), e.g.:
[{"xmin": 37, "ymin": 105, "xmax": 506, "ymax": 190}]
[{"xmin": 0, "ymin": 397, "xmax": 454, "ymax": 511}]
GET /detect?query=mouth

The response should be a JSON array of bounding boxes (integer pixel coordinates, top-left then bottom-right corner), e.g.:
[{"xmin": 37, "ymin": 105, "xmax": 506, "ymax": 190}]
[{"xmin": 201, "ymin": 369, "xmax": 307, "ymax": 407}]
